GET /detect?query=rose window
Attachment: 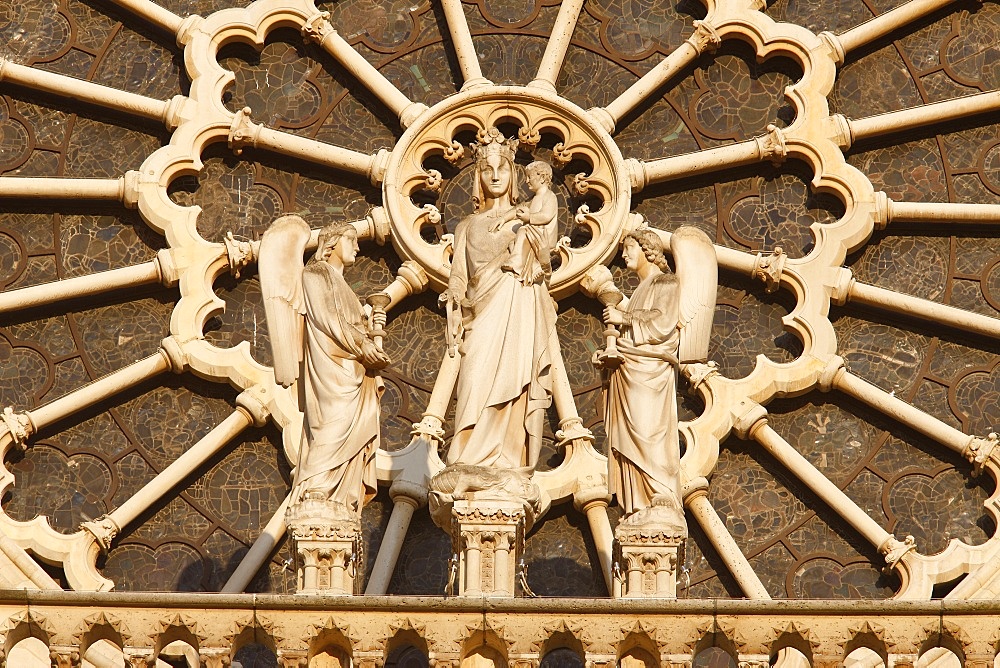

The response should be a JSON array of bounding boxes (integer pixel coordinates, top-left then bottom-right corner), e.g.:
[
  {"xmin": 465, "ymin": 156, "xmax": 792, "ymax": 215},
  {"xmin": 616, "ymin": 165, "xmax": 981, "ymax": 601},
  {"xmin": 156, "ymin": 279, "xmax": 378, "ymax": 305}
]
[{"xmin": 0, "ymin": 0, "xmax": 998, "ymax": 602}]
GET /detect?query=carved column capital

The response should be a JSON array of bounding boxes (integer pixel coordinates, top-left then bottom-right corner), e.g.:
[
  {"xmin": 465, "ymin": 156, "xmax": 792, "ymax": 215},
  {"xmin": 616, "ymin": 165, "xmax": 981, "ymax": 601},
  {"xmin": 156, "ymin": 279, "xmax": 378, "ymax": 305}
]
[
  {"xmin": 50, "ymin": 649, "xmax": 81, "ymax": 668},
  {"xmin": 574, "ymin": 482, "xmax": 611, "ymax": 513},
  {"xmin": 751, "ymin": 246, "xmax": 786, "ymax": 293},
  {"xmin": 411, "ymin": 415, "xmax": 446, "ymax": 445},
  {"xmin": 390, "ymin": 479, "xmax": 429, "ymax": 508},
  {"xmin": 236, "ymin": 385, "xmax": 271, "ymax": 427},
  {"xmin": 1, "ymin": 405, "xmax": 35, "ymax": 451},
  {"xmin": 224, "ymin": 231, "xmax": 254, "ymax": 278},
  {"xmin": 81, "ymin": 514, "xmax": 121, "ymax": 552},
  {"xmin": 495, "ymin": 531, "xmax": 515, "ymax": 551},
  {"xmin": 353, "ymin": 205, "xmax": 391, "ymax": 245},
  {"xmin": 124, "ymin": 649, "xmax": 154, "ymax": 667},
  {"xmin": 120, "ymin": 170, "xmax": 141, "ymax": 208},
  {"xmin": 159, "ymin": 335, "xmax": 188, "ymax": 373},
  {"xmin": 681, "ymin": 476, "xmax": 709, "ymax": 505},
  {"xmin": 463, "ymin": 530, "xmax": 485, "ymax": 550},
  {"xmin": 228, "ymin": 107, "xmax": 263, "ymax": 155},
  {"xmin": 879, "ymin": 534, "xmax": 916, "ymax": 569},
  {"xmin": 369, "ymin": 148, "xmax": 391, "ymax": 186},
  {"xmin": 755, "ymin": 124, "xmax": 787, "ymax": 166},
  {"xmin": 732, "ymin": 401, "xmax": 768, "ymax": 439},
  {"xmin": 817, "ymin": 355, "xmax": 846, "ymax": 392},
  {"xmin": 818, "ymin": 31, "xmax": 846, "ymax": 66},
  {"xmin": 626, "ymin": 158, "xmax": 647, "ymax": 192},
  {"xmin": 301, "ymin": 11, "xmax": 336, "ymax": 44},
  {"xmin": 397, "ymin": 260, "xmax": 429, "ymax": 295},
  {"xmin": 556, "ymin": 416, "xmax": 594, "ymax": 446},
  {"xmin": 687, "ymin": 20, "xmax": 721, "ymax": 54},
  {"xmin": 873, "ymin": 190, "xmax": 891, "ymax": 230},
  {"xmin": 202, "ymin": 653, "xmax": 232, "ymax": 668},
  {"xmin": 154, "ymin": 248, "xmax": 180, "ymax": 286},
  {"xmin": 277, "ymin": 650, "xmax": 309, "ymax": 667},
  {"xmin": 964, "ymin": 432, "xmax": 999, "ymax": 477}
]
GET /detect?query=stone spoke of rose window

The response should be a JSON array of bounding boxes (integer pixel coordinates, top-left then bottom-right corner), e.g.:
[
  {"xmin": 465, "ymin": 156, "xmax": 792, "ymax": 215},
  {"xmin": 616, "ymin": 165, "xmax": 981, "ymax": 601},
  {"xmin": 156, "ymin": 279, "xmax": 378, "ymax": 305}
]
[
  {"xmin": 627, "ymin": 125, "xmax": 788, "ymax": 192},
  {"xmin": 820, "ymin": 357, "xmax": 998, "ymax": 477},
  {"xmin": 300, "ymin": 11, "xmax": 428, "ymax": 129},
  {"xmin": 734, "ymin": 402, "xmax": 917, "ymax": 578},
  {"xmin": 0, "ymin": 174, "xmax": 138, "ymax": 206},
  {"xmin": 227, "ymin": 107, "xmax": 392, "ymax": 185},
  {"xmin": 831, "ymin": 267, "xmax": 1000, "ymax": 339},
  {"xmin": 839, "ymin": 91, "xmax": 1000, "ymax": 149},
  {"xmin": 819, "ymin": 0, "xmax": 967, "ymax": 66},
  {"xmin": 81, "ymin": 389, "xmax": 267, "ymax": 555},
  {"xmin": 0, "ymin": 58, "xmax": 187, "ymax": 130},
  {"xmin": 222, "ymin": 492, "xmax": 291, "ymax": 593},
  {"xmin": 439, "ymin": 0, "xmax": 492, "ymax": 90},
  {"xmin": 99, "ymin": 0, "xmax": 190, "ymax": 37},
  {"xmin": 588, "ymin": 20, "xmax": 721, "ymax": 135},
  {"xmin": 684, "ymin": 478, "xmax": 772, "ymax": 599},
  {"xmin": 876, "ymin": 196, "xmax": 1000, "ymax": 228},
  {"xmin": 525, "ymin": 0, "xmax": 586, "ymax": 94}
]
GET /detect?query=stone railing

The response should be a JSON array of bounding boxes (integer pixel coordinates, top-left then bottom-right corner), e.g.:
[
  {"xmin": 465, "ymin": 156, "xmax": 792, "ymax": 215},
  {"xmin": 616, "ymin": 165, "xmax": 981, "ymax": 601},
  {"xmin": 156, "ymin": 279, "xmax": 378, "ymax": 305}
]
[{"xmin": 3, "ymin": 592, "xmax": 1000, "ymax": 667}]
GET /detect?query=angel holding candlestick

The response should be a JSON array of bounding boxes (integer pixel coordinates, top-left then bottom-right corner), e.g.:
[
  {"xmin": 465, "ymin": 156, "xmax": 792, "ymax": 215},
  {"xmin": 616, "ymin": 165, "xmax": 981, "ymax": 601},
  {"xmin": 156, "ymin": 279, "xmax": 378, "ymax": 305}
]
[
  {"xmin": 259, "ymin": 215, "xmax": 389, "ymax": 517},
  {"xmin": 599, "ymin": 226, "xmax": 717, "ymax": 521}
]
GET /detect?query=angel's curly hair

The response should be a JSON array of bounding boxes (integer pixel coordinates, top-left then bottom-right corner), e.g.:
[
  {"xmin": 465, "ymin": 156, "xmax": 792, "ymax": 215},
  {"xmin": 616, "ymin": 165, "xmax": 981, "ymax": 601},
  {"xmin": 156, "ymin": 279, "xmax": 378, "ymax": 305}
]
[
  {"xmin": 313, "ymin": 222, "xmax": 357, "ymax": 263},
  {"xmin": 624, "ymin": 229, "xmax": 669, "ymax": 271}
]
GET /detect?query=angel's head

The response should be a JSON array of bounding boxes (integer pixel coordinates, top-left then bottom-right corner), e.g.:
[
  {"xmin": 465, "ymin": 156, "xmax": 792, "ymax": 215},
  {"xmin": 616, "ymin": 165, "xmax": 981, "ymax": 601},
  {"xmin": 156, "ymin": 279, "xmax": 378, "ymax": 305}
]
[
  {"xmin": 314, "ymin": 222, "xmax": 359, "ymax": 269},
  {"xmin": 623, "ymin": 229, "xmax": 669, "ymax": 272}
]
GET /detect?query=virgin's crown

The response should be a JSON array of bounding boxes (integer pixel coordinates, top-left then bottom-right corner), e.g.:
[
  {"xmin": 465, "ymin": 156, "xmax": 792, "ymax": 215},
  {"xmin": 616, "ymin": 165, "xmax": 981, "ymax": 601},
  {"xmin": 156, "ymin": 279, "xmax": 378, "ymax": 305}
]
[{"xmin": 472, "ymin": 126, "xmax": 519, "ymax": 163}]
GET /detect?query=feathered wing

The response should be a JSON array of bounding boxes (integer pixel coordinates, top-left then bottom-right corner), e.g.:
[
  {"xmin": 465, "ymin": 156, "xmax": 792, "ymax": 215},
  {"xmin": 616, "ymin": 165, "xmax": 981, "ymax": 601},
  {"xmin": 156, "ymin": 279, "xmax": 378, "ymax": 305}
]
[
  {"xmin": 259, "ymin": 214, "xmax": 311, "ymax": 387},
  {"xmin": 671, "ymin": 226, "xmax": 718, "ymax": 364}
]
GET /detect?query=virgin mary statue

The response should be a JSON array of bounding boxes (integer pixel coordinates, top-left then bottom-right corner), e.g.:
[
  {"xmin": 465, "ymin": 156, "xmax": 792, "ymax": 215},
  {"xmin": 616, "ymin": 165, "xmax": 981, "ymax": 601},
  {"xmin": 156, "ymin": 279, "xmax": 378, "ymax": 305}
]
[{"xmin": 443, "ymin": 128, "xmax": 558, "ymax": 471}]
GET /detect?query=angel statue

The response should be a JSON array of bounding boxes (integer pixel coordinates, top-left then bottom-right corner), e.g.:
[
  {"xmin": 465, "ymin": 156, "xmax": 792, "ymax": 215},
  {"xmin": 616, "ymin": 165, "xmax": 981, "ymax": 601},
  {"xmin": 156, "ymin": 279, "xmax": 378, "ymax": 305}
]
[
  {"xmin": 258, "ymin": 215, "xmax": 390, "ymax": 517},
  {"xmin": 600, "ymin": 226, "xmax": 717, "ymax": 525}
]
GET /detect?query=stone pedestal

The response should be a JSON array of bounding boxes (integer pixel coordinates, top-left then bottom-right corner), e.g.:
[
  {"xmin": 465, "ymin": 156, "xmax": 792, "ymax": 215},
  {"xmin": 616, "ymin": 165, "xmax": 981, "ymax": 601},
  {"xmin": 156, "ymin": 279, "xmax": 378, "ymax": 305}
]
[
  {"xmin": 285, "ymin": 495, "xmax": 360, "ymax": 595},
  {"xmin": 613, "ymin": 503, "xmax": 687, "ymax": 599},
  {"xmin": 451, "ymin": 497, "xmax": 524, "ymax": 596},
  {"xmin": 428, "ymin": 464, "xmax": 547, "ymax": 597}
]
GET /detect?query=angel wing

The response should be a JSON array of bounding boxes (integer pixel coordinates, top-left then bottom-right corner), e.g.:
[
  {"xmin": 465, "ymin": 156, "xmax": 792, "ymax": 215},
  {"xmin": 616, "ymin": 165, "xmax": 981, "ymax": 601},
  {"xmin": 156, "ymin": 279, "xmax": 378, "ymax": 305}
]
[
  {"xmin": 259, "ymin": 214, "xmax": 311, "ymax": 387},
  {"xmin": 671, "ymin": 226, "xmax": 718, "ymax": 364}
]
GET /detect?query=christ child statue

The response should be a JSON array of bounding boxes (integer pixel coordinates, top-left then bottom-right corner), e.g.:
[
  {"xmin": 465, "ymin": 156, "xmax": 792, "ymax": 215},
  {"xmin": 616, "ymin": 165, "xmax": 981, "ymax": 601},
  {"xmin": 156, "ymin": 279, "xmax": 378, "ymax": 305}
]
[{"xmin": 500, "ymin": 160, "xmax": 559, "ymax": 285}]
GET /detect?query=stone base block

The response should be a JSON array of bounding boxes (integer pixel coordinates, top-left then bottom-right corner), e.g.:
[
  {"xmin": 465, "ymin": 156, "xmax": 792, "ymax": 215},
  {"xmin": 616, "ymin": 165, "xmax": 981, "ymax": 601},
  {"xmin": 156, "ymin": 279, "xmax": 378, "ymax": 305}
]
[
  {"xmin": 286, "ymin": 495, "xmax": 360, "ymax": 595},
  {"xmin": 613, "ymin": 503, "xmax": 687, "ymax": 598},
  {"xmin": 449, "ymin": 497, "xmax": 525, "ymax": 596}
]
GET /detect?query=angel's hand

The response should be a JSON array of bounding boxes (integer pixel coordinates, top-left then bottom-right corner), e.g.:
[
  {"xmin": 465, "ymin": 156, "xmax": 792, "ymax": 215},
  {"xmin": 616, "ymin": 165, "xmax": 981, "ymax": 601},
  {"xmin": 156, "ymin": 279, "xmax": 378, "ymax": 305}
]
[
  {"xmin": 439, "ymin": 288, "xmax": 461, "ymax": 309},
  {"xmin": 361, "ymin": 340, "xmax": 391, "ymax": 370},
  {"xmin": 604, "ymin": 306, "xmax": 625, "ymax": 326}
]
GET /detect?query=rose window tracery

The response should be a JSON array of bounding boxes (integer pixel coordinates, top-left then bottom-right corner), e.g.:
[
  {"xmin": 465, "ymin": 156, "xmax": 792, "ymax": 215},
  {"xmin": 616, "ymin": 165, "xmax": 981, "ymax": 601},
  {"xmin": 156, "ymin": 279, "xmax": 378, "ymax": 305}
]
[{"xmin": 0, "ymin": 0, "xmax": 998, "ymax": 602}]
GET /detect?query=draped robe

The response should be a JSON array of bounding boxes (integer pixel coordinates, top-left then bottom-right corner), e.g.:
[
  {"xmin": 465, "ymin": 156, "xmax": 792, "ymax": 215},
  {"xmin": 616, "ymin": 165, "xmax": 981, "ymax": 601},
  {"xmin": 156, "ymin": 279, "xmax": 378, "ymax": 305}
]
[
  {"xmin": 605, "ymin": 272, "xmax": 681, "ymax": 515},
  {"xmin": 447, "ymin": 210, "xmax": 557, "ymax": 469},
  {"xmin": 297, "ymin": 260, "xmax": 383, "ymax": 513}
]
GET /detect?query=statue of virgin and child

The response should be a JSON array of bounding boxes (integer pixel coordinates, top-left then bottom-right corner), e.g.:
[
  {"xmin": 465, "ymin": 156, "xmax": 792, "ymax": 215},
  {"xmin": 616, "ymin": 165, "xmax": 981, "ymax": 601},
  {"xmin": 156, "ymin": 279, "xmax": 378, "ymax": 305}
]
[{"xmin": 259, "ymin": 125, "xmax": 715, "ymax": 534}]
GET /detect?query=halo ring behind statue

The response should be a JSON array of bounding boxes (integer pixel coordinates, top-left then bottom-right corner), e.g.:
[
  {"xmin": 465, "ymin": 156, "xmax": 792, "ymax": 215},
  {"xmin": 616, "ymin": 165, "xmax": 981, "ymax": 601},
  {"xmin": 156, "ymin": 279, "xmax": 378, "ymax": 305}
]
[{"xmin": 382, "ymin": 85, "xmax": 633, "ymax": 299}]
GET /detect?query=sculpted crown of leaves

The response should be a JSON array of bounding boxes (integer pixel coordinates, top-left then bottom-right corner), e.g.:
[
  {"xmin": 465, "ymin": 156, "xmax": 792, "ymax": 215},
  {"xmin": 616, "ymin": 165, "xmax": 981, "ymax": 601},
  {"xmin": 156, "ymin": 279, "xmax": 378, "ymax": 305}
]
[{"xmin": 472, "ymin": 126, "xmax": 519, "ymax": 164}]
